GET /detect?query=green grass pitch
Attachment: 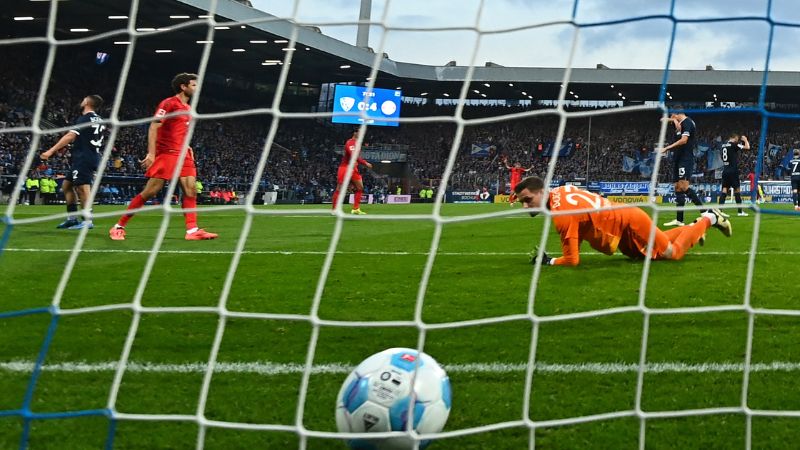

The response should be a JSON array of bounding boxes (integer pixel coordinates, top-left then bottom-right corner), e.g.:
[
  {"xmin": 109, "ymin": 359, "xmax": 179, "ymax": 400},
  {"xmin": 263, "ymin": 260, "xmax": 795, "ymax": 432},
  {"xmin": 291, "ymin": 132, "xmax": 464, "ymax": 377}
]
[{"xmin": 0, "ymin": 203, "xmax": 798, "ymax": 449}]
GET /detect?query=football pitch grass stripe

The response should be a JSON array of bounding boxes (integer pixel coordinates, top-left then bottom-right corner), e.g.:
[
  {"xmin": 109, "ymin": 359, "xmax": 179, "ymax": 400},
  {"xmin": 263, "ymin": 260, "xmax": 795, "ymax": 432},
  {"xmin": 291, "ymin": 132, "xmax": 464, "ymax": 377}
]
[
  {"xmin": 2, "ymin": 360, "xmax": 800, "ymax": 376},
  {"xmin": 4, "ymin": 248, "xmax": 799, "ymax": 256}
]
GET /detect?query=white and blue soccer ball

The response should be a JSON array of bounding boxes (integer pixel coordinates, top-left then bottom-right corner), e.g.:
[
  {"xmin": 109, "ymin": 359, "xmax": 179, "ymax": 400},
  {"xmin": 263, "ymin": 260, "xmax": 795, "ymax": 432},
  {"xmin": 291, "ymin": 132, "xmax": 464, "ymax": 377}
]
[{"xmin": 335, "ymin": 348, "xmax": 452, "ymax": 450}]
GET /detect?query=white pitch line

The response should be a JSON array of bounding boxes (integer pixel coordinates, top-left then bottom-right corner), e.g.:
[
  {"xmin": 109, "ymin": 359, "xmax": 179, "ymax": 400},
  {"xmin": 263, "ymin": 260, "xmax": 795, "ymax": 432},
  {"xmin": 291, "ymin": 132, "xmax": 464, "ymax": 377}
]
[
  {"xmin": 3, "ymin": 248, "xmax": 800, "ymax": 257},
  {"xmin": 1, "ymin": 360, "xmax": 799, "ymax": 376}
]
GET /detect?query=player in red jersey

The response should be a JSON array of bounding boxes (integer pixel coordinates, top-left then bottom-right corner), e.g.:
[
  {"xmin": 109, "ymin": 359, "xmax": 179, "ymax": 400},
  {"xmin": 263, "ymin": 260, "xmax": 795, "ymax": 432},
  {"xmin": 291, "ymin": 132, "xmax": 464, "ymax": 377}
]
[
  {"xmin": 332, "ymin": 130, "xmax": 372, "ymax": 214},
  {"xmin": 109, "ymin": 73, "xmax": 217, "ymax": 241},
  {"xmin": 503, "ymin": 157, "xmax": 533, "ymax": 206}
]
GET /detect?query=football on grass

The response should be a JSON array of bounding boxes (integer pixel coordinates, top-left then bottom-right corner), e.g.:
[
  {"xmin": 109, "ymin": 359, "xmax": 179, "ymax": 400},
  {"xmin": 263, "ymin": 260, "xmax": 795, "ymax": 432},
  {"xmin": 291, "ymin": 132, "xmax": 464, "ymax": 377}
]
[{"xmin": 335, "ymin": 348, "xmax": 451, "ymax": 449}]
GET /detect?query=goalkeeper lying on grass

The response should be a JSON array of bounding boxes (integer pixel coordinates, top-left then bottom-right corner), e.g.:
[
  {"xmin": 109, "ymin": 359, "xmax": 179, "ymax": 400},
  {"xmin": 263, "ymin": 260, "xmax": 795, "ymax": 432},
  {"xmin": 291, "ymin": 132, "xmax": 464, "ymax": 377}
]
[{"xmin": 514, "ymin": 176, "xmax": 732, "ymax": 266}]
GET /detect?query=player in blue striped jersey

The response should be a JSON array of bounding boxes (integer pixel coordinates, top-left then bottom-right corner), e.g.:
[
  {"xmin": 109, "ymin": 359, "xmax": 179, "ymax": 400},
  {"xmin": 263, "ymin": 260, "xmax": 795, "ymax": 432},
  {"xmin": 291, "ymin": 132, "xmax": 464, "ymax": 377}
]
[
  {"xmin": 660, "ymin": 108, "xmax": 706, "ymax": 227},
  {"xmin": 40, "ymin": 95, "xmax": 105, "ymax": 229},
  {"xmin": 790, "ymin": 149, "xmax": 800, "ymax": 211},
  {"xmin": 718, "ymin": 133, "xmax": 750, "ymax": 217}
]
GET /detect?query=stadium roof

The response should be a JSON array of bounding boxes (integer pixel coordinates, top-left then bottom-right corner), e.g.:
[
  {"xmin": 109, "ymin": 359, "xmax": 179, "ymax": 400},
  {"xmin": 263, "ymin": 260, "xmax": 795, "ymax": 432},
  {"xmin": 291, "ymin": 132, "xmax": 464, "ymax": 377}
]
[{"xmin": 5, "ymin": 0, "xmax": 800, "ymax": 104}]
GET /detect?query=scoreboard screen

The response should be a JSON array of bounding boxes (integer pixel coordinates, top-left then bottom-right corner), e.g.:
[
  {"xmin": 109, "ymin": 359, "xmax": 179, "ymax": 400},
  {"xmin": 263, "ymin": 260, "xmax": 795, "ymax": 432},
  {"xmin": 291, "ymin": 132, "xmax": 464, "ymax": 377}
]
[{"xmin": 332, "ymin": 84, "xmax": 402, "ymax": 127}]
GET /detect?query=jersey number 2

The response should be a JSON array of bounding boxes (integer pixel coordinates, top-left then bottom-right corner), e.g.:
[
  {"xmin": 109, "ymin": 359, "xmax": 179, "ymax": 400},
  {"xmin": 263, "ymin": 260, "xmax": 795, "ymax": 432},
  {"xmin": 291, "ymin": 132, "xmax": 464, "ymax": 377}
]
[{"xmin": 564, "ymin": 185, "xmax": 605, "ymax": 209}]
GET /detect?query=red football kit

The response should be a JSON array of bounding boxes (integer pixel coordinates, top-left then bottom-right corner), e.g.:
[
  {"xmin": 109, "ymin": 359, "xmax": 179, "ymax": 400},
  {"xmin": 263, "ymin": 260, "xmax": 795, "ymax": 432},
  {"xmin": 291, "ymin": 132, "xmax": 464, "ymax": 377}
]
[
  {"xmin": 145, "ymin": 95, "xmax": 196, "ymax": 179},
  {"xmin": 509, "ymin": 167, "xmax": 525, "ymax": 190},
  {"xmin": 337, "ymin": 137, "xmax": 367, "ymax": 183}
]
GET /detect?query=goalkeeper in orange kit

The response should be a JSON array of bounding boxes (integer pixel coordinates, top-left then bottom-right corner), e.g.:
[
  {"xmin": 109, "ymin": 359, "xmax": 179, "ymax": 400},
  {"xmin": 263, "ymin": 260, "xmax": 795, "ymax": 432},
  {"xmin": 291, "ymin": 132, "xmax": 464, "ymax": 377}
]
[{"xmin": 513, "ymin": 177, "xmax": 732, "ymax": 266}]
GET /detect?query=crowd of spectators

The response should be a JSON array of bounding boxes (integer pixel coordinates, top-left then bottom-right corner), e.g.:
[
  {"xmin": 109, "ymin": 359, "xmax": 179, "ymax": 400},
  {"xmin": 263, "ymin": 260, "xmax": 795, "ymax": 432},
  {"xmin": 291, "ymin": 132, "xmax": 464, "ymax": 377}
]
[{"xmin": 3, "ymin": 48, "xmax": 800, "ymax": 203}]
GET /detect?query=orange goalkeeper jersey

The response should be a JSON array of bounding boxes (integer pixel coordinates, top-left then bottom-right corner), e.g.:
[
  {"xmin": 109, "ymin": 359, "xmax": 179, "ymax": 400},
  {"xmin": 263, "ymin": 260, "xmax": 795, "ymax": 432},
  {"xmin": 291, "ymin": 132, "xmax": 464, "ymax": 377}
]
[{"xmin": 547, "ymin": 186, "xmax": 644, "ymax": 266}]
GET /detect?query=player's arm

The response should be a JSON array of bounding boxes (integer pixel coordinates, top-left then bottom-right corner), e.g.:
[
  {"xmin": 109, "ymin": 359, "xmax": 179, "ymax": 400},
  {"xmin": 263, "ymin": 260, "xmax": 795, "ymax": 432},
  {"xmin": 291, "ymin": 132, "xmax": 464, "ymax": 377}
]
[
  {"xmin": 348, "ymin": 144, "xmax": 371, "ymax": 169},
  {"xmin": 40, "ymin": 131, "xmax": 76, "ymax": 160},
  {"xmin": 551, "ymin": 237, "xmax": 580, "ymax": 266},
  {"xmin": 140, "ymin": 121, "xmax": 162, "ymax": 169},
  {"xmin": 741, "ymin": 135, "xmax": 750, "ymax": 150},
  {"xmin": 661, "ymin": 134, "xmax": 688, "ymax": 153},
  {"xmin": 530, "ymin": 237, "xmax": 580, "ymax": 266},
  {"xmin": 531, "ymin": 219, "xmax": 581, "ymax": 267}
]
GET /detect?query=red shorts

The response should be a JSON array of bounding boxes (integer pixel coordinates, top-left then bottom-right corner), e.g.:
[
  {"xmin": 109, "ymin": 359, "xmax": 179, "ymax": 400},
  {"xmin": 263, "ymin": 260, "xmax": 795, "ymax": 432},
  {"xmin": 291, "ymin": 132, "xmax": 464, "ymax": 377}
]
[
  {"xmin": 337, "ymin": 165, "xmax": 362, "ymax": 184},
  {"xmin": 145, "ymin": 152, "xmax": 197, "ymax": 179}
]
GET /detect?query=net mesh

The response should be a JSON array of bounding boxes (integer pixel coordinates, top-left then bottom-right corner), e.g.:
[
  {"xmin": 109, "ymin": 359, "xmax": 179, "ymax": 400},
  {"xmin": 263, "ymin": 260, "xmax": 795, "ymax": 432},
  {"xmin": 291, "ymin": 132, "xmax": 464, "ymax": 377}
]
[{"xmin": 1, "ymin": 0, "xmax": 798, "ymax": 449}]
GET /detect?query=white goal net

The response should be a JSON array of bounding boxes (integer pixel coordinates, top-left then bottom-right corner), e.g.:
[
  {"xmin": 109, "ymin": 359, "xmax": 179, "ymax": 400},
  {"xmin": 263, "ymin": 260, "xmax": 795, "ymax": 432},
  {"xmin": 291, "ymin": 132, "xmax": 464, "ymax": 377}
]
[{"xmin": 1, "ymin": 0, "xmax": 798, "ymax": 449}]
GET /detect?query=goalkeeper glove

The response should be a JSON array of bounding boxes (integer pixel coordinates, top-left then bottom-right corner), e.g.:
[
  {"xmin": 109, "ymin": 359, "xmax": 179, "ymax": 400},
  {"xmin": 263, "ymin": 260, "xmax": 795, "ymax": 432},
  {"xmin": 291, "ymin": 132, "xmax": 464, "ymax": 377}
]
[{"xmin": 528, "ymin": 246, "xmax": 554, "ymax": 266}]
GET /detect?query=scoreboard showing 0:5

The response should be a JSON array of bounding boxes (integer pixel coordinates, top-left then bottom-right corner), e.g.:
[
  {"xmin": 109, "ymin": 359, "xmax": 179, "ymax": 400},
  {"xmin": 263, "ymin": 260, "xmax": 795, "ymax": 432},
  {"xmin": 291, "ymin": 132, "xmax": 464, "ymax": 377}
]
[{"xmin": 332, "ymin": 84, "xmax": 402, "ymax": 127}]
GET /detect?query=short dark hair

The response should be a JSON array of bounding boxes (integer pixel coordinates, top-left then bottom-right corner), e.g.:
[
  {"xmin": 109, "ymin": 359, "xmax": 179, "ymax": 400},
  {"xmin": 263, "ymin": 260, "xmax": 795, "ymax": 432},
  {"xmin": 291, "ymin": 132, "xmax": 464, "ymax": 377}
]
[
  {"xmin": 794, "ymin": 149, "xmax": 800, "ymax": 158},
  {"xmin": 86, "ymin": 94, "xmax": 104, "ymax": 110},
  {"xmin": 729, "ymin": 132, "xmax": 740, "ymax": 140},
  {"xmin": 171, "ymin": 73, "xmax": 197, "ymax": 94},
  {"xmin": 513, "ymin": 176, "xmax": 545, "ymax": 195}
]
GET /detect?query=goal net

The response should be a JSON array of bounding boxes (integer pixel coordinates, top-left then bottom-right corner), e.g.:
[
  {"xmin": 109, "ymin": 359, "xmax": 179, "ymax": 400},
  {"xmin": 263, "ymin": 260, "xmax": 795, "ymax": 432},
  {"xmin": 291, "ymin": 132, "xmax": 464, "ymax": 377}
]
[{"xmin": 1, "ymin": 0, "xmax": 798, "ymax": 449}]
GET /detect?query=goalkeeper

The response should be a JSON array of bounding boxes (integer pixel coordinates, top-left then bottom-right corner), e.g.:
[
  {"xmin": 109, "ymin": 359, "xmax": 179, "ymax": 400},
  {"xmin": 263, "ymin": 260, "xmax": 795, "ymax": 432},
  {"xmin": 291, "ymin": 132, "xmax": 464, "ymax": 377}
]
[{"xmin": 514, "ymin": 177, "xmax": 731, "ymax": 266}]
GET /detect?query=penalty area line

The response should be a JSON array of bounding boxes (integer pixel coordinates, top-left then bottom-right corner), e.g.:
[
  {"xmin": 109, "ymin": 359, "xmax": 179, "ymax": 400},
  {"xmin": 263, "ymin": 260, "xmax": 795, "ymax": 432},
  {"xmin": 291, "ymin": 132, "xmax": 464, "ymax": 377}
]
[{"xmin": 0, "ymin": 360, "xmax": 799, "ymax": 376}]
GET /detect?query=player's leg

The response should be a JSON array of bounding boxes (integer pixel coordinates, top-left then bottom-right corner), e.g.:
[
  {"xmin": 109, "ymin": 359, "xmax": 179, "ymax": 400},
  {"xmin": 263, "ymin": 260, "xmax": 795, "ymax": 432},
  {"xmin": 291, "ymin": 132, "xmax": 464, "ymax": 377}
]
[
  {"xmin": 179, "ymin": 158, "xmax": 216, "ymax": 239},
  {"xmin": 67, "ymin": 163, "xmax": 99, "ymax": 229},
  {"xmin": 665, "ymin": 164, "xmax": 686, "ymax": 226},
  {"xmin": 179, "ymin": 175, "xmax": 199, "ymax": 231},
  {"xmin": 619, "ymin": 208, "xmax": 672, "ymax": 259},
  {"xmin": 663, "ymin": 219, "xmax": 711, "ymax": 260},
  {"xmin": 113, "ymin": 153, "xmax": 176, "ymax": 236},
  {"xmin": 112, "ymin": 177, "xmax": 165, "ymax": 233},
  {"xmin": 733, "ymin": 182, "xmax": 746, "ymax": 216},
  {"xmin": 331, "ymin": 183, "xmax": 344, "ymax": 211},
  {"xmin": 676, "ymin": 159, "xmax": 703, "ymax": 209},
  {"xmin": 69, "ymin": 184, "xmax": 94, "ymax": 229},
  {"xmin": 793, "ymin": 180, "xmax": 799, "ymax": 211},
  {"xmin": 716, "ymin": 178, "xmax": 731, "ymax": 218},
  {"xmin": 672, "ymin": 180, "xmax": 687, "ymax": 225},
  {"xmin": 663, "ymin": 209, "xmax": 730, "ymax": 260},
  {"xmin": 332, "ymin": 166, "xmax": 347, "ymax": 211},
  {"xmin": 351, "ymin": 177, "xmax": 366, "ymax": 214},
  {"xmin": 57, "ymin": 179, "xmax": 80, "ymax": 228},
  {"xmin": 684, "ymin": 181, "xmax": 704, "ymax": 207},
  {"xmin": 179, "ymin": 175, "xmax": 216, "ymax": 240},
  {"xmin": 718, "ymin": 185, "xmax": 728, "ymax": 206}
]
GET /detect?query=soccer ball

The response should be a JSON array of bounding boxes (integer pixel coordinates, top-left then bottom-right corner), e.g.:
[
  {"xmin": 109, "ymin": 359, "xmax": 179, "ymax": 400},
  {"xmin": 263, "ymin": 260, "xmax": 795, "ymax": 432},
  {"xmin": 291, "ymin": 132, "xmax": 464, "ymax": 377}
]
[{"xmin": 335, "ymin": 348, "xmax": 452, "ymax": 450}]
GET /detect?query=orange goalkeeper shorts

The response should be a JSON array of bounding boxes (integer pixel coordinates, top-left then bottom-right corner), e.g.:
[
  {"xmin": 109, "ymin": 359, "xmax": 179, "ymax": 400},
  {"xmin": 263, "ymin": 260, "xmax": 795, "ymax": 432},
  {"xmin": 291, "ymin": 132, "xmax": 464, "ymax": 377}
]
[{"xmin": 616, "ymin": 207, "xmax": 671, "ymax": 260}]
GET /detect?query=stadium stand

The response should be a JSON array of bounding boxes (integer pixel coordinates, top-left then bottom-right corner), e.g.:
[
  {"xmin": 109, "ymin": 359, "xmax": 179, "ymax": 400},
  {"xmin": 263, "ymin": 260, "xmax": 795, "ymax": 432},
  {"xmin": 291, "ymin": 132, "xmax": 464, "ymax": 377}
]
[{"xmin": 2, "ymin": 48, "xmax": 799, "ymax": 204}]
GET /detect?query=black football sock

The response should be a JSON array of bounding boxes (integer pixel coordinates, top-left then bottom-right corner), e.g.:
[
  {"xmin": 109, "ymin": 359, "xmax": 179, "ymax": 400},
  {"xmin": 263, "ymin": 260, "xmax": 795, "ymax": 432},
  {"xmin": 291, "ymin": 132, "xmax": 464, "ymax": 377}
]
[
  {"xmin": 685, "ymin": 187, "xmax": 704, "ymax": 206},
  {"xmin": 676, "ymin": 193, "xmax": 686, "ymax": 223},
  {"xmin": 734, "ymin": 192, "xmax": 743, "ymax": 213},
  {"xmin": 66, "ymin": 203, "xmax": 78, "ymax": 221},
  {"xmin": 718, "ymin": 192, "xmax": 727, "ymax": 205}
]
